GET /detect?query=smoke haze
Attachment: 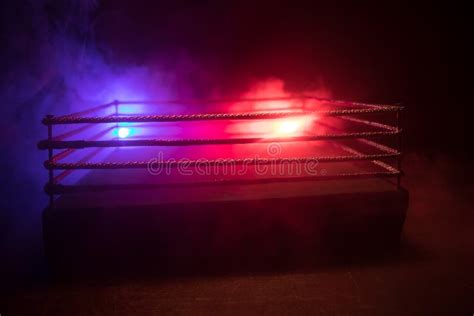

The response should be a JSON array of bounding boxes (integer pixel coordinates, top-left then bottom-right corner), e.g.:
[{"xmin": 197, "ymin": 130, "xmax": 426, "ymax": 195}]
[{"xmin": 0, "ymin": 0, "xmax": 470, "ymax": 286}]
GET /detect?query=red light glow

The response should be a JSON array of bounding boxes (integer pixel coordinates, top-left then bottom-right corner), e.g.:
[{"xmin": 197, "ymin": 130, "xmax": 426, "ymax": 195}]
[
  {"xmin": 272, "ymin": 116, "xmax": 314, "ymax": 136},
  {"xmin": 276, "ymin": 119, "xmax": 303, "ymax": 135},
  {"xmin": 225, "ymin": 115, "xmax": 315, "ymax": 138}
]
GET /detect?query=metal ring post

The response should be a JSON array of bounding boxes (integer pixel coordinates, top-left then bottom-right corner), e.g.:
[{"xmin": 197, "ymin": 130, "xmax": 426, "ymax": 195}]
[
  {"xmin": 396, "ymin": 109, "xmax": 402, "ymax": 189},
  {"xmin": 46, "ymin": 115, "xmax": 54, "ymax": 207}
]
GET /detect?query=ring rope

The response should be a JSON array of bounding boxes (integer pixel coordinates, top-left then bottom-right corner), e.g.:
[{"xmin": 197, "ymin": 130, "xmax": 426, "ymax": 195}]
[
  {"xmin": 38, "ymin": 130, "xmax": 401, "ymax": 150},
  {"xmin": 43, "ymin": 107, "xmax": 401, "ymax": 125},
  {"xmin": 45, "ymin": 152, "xmax": 400, "ymax": 170},
  {"xmin": 45, "ymin": 170, "xmax": 401, "ymax": 194}
]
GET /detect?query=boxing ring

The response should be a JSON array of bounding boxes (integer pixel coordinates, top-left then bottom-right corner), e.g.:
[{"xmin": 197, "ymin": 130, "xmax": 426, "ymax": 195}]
[
  {"xmin": 38, "ymin": 97, "xmax": 404, "ymax": 206},
  {"xmin": 37, "ymin": 97, "xmax": 408, "ymax": 276}
]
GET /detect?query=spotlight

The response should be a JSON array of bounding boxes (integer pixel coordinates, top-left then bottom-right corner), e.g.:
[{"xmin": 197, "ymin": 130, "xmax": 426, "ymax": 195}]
[
  {"xmin": 274, "ymin": 116, "xmax": 313, "ymax": 136},
  {"xmin": 118, "ymin": 127, "xmax": 130, "ymax": 138},
  {"xmin": 278, "ymin": 120, "xmax": 301, "ymax": 135}
]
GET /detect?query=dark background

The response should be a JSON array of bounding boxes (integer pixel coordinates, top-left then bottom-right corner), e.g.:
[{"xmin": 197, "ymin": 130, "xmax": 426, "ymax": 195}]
[
  {"xmin": 1, "ymin": 1, "xmax": 472, "ymax": 314},
  {"xmin": 93, "ymin": 1, "xmax": 469, "ymax": 154}
]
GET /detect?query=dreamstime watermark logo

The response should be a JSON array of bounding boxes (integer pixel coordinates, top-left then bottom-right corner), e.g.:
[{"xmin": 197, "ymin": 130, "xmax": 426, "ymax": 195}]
[
  {"xmin": 147, "ymin": 143, "xmax": 325, "ymax": 177},
  {"xmin": 267, "ymin": 143, "xmax": 282, "ymax": 156}
]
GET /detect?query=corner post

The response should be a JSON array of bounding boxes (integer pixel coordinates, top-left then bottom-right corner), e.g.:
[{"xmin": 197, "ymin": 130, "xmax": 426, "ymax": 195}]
[
  {"xmin": 114, "ymin": 100, "xmax": 119, "ymax": 139},
  {"xmin": 46, "ymin": 115, "xmax": 54, "ymax": 207},
  {"xmin": 396, "ymin": 109, "xmax": 402, "ymax": 189}
]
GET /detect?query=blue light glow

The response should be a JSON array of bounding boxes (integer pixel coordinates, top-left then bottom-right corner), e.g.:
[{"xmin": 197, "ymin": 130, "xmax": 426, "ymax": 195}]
[{"xmin": 118, "ymin": 127, "xmax": 130, "ymax": 138}]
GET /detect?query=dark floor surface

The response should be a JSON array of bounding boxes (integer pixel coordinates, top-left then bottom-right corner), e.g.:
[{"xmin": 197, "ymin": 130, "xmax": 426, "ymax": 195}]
[{"xmin": 2, "ymin": 153, "xmax": 474, "ymax": 315}]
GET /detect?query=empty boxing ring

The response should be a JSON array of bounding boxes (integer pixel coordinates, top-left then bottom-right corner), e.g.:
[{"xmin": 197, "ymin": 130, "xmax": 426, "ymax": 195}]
[{"xmin": 38, "ymin": 97, "xmax": 408, "ymax": 276}]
